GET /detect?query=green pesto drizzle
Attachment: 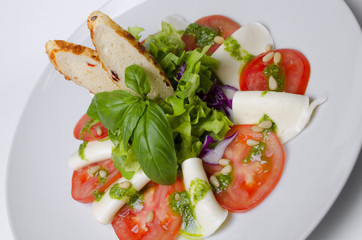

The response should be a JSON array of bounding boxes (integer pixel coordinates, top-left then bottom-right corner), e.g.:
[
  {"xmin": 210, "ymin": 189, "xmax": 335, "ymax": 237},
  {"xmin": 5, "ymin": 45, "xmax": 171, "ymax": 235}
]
[
  {"xmin": 78, "ymin": 141, "xmax": 88, "ymax": 161},
  {"xmin": 212, "ymin": 173, "xmax": 232, "ymax": 193},
  {"xmin": 169, "ymin": 191, "xmax": 203, "ymax": 237},
  {"xmin": 243, "ymin": 115, "xmax": 277, "ymax": 164},
  {"xmin": 184, "ymin": 23, "xmax": 218, "ymax": 47},
  {"xmin": 93, "ymin": 189, "xmax": 104, "ymax": 202},
  {"xmin": 259, "ymin": 114, "xmax": 277, "ymax": 133},
  {"xmin": 97, "ymin": 168, "xmax": 108, "ymax": 184},
  {"xmin": 79, "ymin": 117, "xmax": 99, "ymax": 140},
  {"xmin": 263, "ymin": 63, "xmax": 286, "ymax": 92},
  {"xmin": 109, "ymin": 183, "xmax": 141, "ymax": 206},
  {"xmin": 243, "ymin": 141, "xmax": 267, "ymax": 164},
  {"xmin": 224, "ymin": 36, "xmax": 254, "ymax": 63},
  {"xmin": 128, "ymin": 193, "xmax": 144, "ymax": 210},
  {"xmin": 189, "ymin": 178, "xmax": 211, "ymax": 205},
  {"xmin": 261, "ymin": 90, "xmax": 269, "ymax": 97}
]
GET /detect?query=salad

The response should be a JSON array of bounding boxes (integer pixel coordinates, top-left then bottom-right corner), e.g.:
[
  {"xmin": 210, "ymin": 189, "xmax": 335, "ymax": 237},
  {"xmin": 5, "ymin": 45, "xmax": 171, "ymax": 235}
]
[{"xmin": 49, "ymin": 11, "xmax": 326, "ymax": 240}]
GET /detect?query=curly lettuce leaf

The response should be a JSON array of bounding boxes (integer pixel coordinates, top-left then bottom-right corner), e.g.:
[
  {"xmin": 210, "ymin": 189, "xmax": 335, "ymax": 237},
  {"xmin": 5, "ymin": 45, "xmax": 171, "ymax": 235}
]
[
  {"xmin": 128, "ymin": 26, "xmax": 144, "ymax": 41},
  {"xmin": 162, "ymin": 95, "xmax": 232, "ymax": 163},
  {"xmin": 144, "ymin": 21, "xmax": 185, "ymax": 81},
  {"xmin": 175, "ymin": 47, "xmax": 218, "ymax": 99}
]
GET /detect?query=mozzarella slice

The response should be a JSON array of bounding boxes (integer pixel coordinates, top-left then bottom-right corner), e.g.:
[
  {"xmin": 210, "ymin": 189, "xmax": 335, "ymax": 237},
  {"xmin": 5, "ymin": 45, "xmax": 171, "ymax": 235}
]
[
  {"xmin": 181, "ymin": 158, "xmax": 228, "ymax": 238},
  {"xmin": 212, "ymin": 22, "xmax": 274, "ymax": 89},
  {"xmin": 92, "ymin": 169, "xmax": 150, "ymax": 225},
  {"xmin": 162, "ymin": 15, "xmax": 190, "ymax": 31},
  {"xmin": 232, "ymin": 91, "xmax": 327, "ymax": 143},
  {"xmin": 68, "ymin": 140, "xmax": 114, "ymax": 170},
  {"xmin": 235, "ymin": 22, "xmax": 274, "ymax": 56}
]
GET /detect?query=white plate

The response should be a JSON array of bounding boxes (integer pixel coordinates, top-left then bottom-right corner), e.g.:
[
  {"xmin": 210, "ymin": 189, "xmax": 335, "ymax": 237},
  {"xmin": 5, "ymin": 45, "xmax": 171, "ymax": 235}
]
[{"xmin": 6, "ymin": 0, "xmax": 362, "ymax": 239}]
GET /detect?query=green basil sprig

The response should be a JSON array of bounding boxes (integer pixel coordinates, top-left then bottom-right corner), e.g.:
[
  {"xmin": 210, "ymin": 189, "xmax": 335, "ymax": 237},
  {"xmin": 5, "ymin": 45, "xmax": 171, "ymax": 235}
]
[{"xmin": 87, "ymin": 64, "xmax": 177, "ymax": 185}]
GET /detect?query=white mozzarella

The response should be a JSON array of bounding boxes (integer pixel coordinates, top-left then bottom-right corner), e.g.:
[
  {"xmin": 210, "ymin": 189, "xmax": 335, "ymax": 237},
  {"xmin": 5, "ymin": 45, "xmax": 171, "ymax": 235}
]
[
  {"xmin": 232, "ymin": 91, "xmax": 327, "ymax": 143},
  {"xmin": 181, "ymin": 158, "xmax": 228, "ymax": 238},
  {"xmin": 235, "ymin": 22, "xmax": 274, "ymax": 56},
  {"xmin": 92, "ymin": 169, "xmax": 150, "ymax": 225},
  {"xmin": 212, "ymin": 22, "xmax": 274, "ymax": 89},
  {"xmin": 68, "ymin": 140, "xmax": 114, "ymax": 170},
  {"xmin": 162, "ymin": 15, "xmax": 190, "ymax": 31}
]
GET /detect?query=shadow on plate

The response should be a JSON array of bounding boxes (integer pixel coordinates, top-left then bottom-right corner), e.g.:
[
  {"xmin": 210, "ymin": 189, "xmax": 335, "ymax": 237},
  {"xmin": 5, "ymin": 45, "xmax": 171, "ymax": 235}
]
[{"xmin": 307, "ymin": 147, "xmax": 362, "ymax": 239}]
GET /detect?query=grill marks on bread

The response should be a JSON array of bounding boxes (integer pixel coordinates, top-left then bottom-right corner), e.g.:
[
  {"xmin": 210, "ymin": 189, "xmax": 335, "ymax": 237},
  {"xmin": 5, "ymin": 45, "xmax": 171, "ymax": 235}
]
[
  {"xmin": 45, "ymin": 40, "xmax": 119, "ymax": 93},
  {"xmin": 87, "ymin": 11, "xmax": 174, "ymax": 99},
  {"xmin": 46, "ymin": 11, "xmax": 174, "ymax": 99}
]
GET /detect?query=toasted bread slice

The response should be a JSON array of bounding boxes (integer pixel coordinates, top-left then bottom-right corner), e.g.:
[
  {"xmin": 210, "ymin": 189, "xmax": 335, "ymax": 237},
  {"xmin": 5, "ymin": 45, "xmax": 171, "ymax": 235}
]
[
  {"xmin": 87, "ymin": 11, "xmax": 174, "ymax": 99},
  {"xmin": 45, "ymin": 40, "xmax": 120, "ymax": 93}
]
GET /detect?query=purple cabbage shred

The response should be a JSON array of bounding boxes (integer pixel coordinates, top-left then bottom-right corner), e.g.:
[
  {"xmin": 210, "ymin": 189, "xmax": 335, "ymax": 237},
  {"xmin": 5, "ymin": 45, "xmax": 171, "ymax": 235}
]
[
  {"xmin": 176, "ymin": 62, "xmax": 186, "ymax": 81},
  {"xmin": 200, "ymin": 79, "xmax": 234, "ymax": 116},
  {"xmin": 199, "ymin": 135, "xmax": 217, "ymax": 157}
]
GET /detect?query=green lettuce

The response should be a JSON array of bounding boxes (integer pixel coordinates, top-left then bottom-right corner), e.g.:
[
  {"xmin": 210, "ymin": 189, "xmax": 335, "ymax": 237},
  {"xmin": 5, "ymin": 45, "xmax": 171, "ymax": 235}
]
[
  {"xmin": 161, "ymin": 94, "xmax": 232, "ymax": 163},
  {"xmin": 128, "ymin": 26, "xmax": 145, "ymax": 41},
  {"xmin": 144, "ymin": 21, "xmax": 185, "ymax": 82}
]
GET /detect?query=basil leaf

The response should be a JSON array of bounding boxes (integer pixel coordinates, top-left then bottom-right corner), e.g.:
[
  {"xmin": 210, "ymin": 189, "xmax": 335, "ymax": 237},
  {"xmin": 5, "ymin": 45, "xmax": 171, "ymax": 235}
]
[
  {"xmin": 120, "ymin": 101, "xmax": 147, "ymax": 149},
  {"xmin": 87, "ymin": 90, "xmax": 140, "ymax": 130},
  {"xmin": 133, "ymin": 102, "xmax": 177, "ymax": 185},
  {"xmin": 125, "ymin": 64, "xmax": 150, "ymax": 96},
  {"xmin": 87, "ymin": 96, "xmax": 100, "ymax": 120}
]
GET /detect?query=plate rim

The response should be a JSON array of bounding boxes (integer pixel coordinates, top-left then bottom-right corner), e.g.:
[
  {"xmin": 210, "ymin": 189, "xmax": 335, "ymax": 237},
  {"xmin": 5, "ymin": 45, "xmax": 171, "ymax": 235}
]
[{"xmin": 6, "ymin": 0, "xmax": 362, "ymax": 239}]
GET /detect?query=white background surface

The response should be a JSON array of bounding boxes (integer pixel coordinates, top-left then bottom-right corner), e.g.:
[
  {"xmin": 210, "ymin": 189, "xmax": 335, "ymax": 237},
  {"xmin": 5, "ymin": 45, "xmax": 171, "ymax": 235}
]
[{"xmin": 1, "ymin": 0, "xmax": 362, "ymax": 239}]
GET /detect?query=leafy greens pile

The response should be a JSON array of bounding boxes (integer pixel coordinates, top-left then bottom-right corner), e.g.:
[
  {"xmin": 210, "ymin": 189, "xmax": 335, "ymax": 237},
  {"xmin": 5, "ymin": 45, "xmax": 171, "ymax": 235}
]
[{"xmin": 87, "ymin": 22, "xmax": 232, "ymax": 185}]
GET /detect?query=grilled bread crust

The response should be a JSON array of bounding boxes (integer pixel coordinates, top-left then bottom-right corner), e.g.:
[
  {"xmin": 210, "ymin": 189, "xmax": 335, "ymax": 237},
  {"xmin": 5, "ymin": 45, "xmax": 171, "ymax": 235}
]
[
  {"xmin": 87, "ymin": 11, "xmax": 174, "ymax": 99},
  {"xmin": 45, "ymin": 40, "xmax": 119, "ymax": 93}
]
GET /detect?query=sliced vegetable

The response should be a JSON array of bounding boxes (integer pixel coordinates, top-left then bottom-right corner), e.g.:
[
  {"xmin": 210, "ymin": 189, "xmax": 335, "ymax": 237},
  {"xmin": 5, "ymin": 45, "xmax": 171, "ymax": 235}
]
[
  {"xmin": 200, "ymin": 80, "xmax": 233, "ymax": 115},
  {"xmin": 71, "ymin": 159, "xmax": 121, "ymax": 203},
  {"xmin": 239, "ymin": 49, "xmax": 310, "ymax": 94},
  {"xmin": 112, "ymin": 179, "xmax": 184, "ymax": 240},
  {"xmin": 199, "ymin": 135, "xmax": 216, "ymax": 156},
  {"xmin": 74, "ymin": 114, "xmax": 108, "ymax": 141},
  {"xmin": 201, "ymin": 131, "xmax": 237, "ymax": 165},
  {"xmin": 182, "ymin": 15, "xmax": 241, "ymax": 53},
  {"xmin": 204, "ymin": 125, "xmax": 285, "ymax": 212},
  {"xmin": 220, "ymin": 84, "xmax": 238, "ymax": 108}
]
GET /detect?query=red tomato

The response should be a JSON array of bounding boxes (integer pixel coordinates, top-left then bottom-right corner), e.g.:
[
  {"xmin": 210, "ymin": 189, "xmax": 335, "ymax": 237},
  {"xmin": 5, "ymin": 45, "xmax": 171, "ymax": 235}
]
[
  {"xmin": 204, "ymin": 125, "xmax": 285, "ymax": 212},
  {"xmin": 112, "ymin": 179, "xmax": 184, "ymax": 240},
  {"xmin": 182, "ymin": 15, "xmax": 240, "ymax": 53},
  {"xmin": 73, "ymin": 114, "xmax": 108, "ymax": 141},
  {"xmin": 71, "ymin": 159, "xmax": 121, "ymax": 203},
  {"xmin": 239, "ymin": 49, "xmax": 310, "ymax": 94}
]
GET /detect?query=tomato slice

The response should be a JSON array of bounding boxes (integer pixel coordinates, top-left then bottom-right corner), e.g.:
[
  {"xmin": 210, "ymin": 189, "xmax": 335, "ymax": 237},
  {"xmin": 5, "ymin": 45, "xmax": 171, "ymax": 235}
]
[
  {"xmin": 239, "ymin": 49, "xmax": 310, "ymax": 94},
  {"xmin": 112, "ymin": 179, "xmax": 184, "ymax": 240},
  {"xmin": 182, "ymin": 15, "xmax": 240, "ymax": 53},
  {"xmin": 71, "ymin": 159, "xmax": 121, "ymax": 203},
  {"xmin": 73, "ymin": 114, "xmax": 108, "ymax": 141},
  {"xmin": 204, "ymin": 125, "xmax": 285, "ymax": 212}
]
